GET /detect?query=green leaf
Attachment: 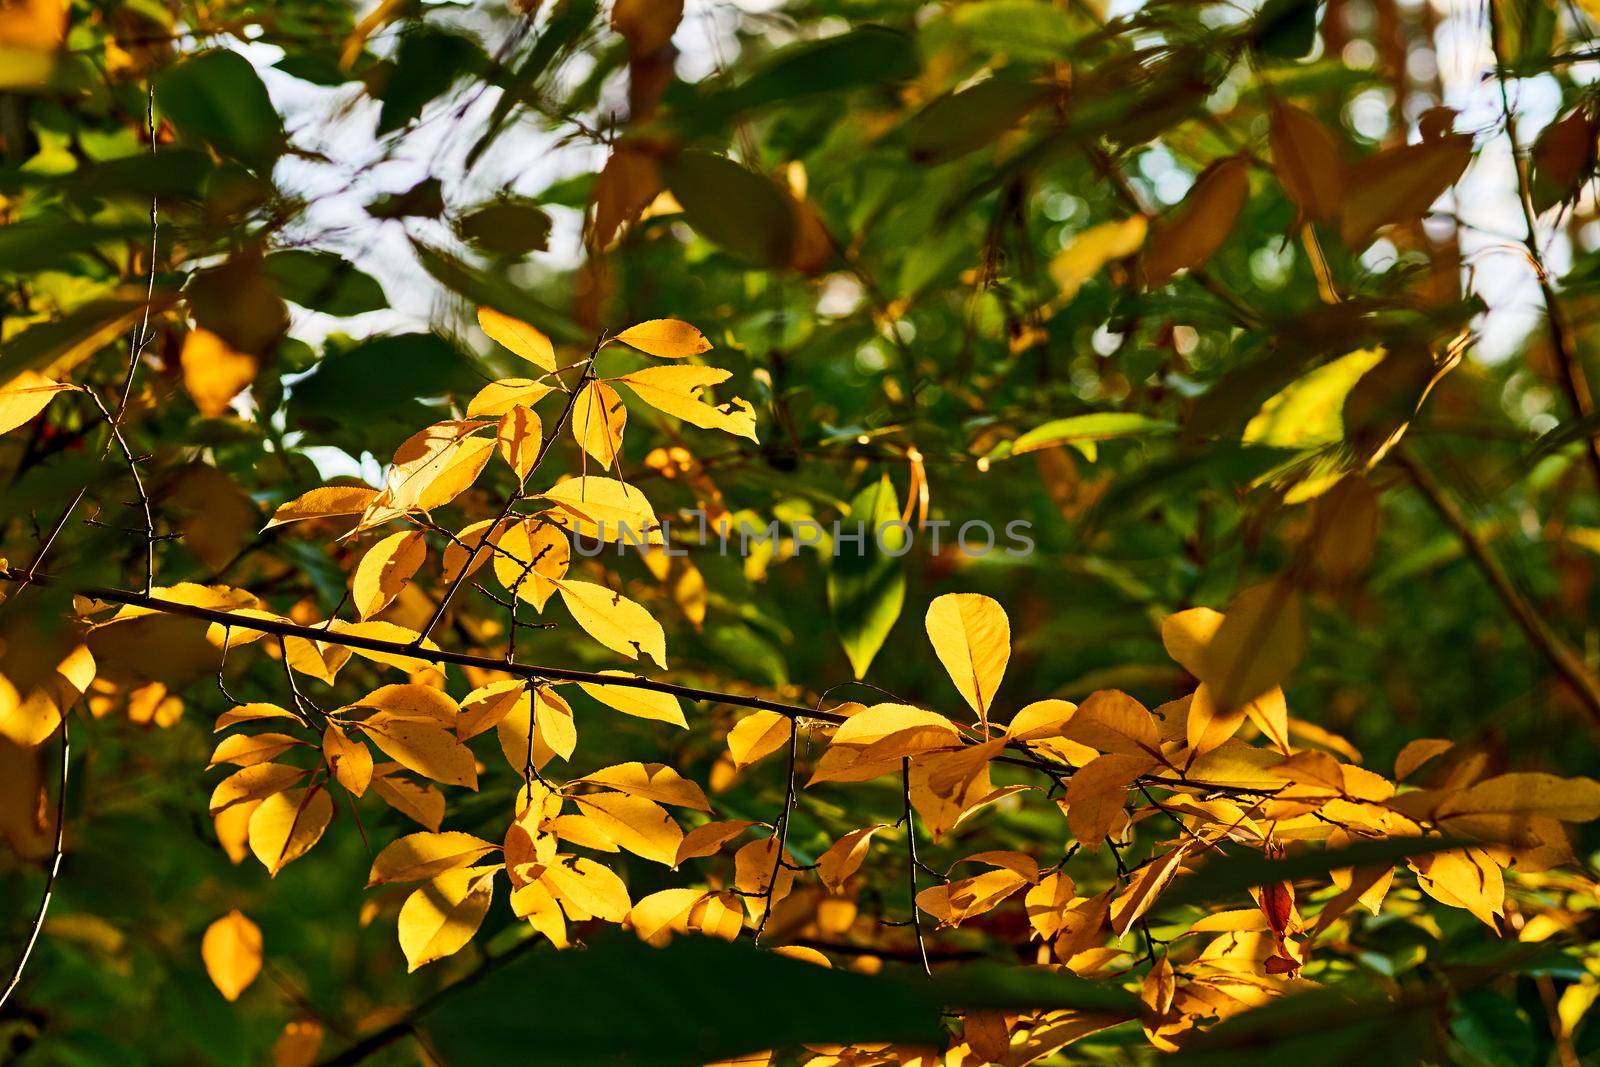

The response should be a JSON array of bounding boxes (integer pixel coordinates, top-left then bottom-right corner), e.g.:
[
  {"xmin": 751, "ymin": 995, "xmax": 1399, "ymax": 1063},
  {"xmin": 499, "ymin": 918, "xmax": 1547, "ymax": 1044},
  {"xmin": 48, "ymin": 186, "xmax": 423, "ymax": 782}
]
[
  {"xmin": 692, "ymin": 26, "xmax": 918, "ymax": 127},
  {"xmin": 827, "ymin": 474, "xmax": 906, "ymax": 679},
  {"xmin": 907, "ymin": 77, "xmax": 1048, "ymax": 165},
  {"xmin": 377, "ymin": 27, "xmax": 484, "ymax": 136},
  {"xmin": 263, "ymin": 250, "xmax": 388, "ymax": 316},
  {"xmin": 0, "ymin": 293, "xmax": 174, "ymax": 388},
  {"xmin": 457, "ymin": 200, "xmax": 552, "ymax": 258},
  {"xmin": 155, "ymin": 50, "xmax": 285, "ymax": 173},
  {"xmin": 1008, "ymin": 412, "xmax": 1177, "ymax": 461},
  {"xmin": 1172, "ymin": 985, "xmax": 1444, "ymax": 1064},
  {"xmin": 0, "ymin": 220, "xmax": 148, "ymax": 271},
  {"xmin": 288, "ymin": 333, "xmax": 479, "ymax": 423},
  {"xmin": 929, "ymin": 963, "xmax": 1141, "ymax": 1016},
  {"xmin": 663, "ymin": 151, "xmax": 795, "ymax": 267},
  {"xmin": 421, "ymin": 932, "xmax": 943, "ymax": 1066},
  {"xmin": 366, "ymin": 177, "xmax": 445, "ymax": 220},
  {"xmin": 1251, "ymin": 0, "xmax": 1319, "ymax": 60},
  {"xmin": 948, "ymin": 0, "xmax": 1081, "ymax": 62}
]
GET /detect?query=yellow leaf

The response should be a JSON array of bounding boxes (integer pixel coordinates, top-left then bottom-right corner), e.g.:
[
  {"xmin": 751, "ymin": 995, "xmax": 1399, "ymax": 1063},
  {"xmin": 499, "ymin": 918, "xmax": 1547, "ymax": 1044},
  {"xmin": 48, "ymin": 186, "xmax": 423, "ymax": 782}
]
[
  {"xmin": 478, "ymin": 306, "xmax": 556, "ymax": 372},
  {"xmin": 556, "ymin": 579, "xmax": 668, "ymax": 668},
  {"xmin": 357, "ymin": 718, "xmax": 477, "ymax": 789},
  {"xmin": 324, "ymin": 620, "xmax": 440, "ymax": 671},
  {"xmin": 247, "ymin": 787, "xmax": 333, "ymax": 875},
  {"xmin": 208, "ymin": 731, "xmax": 302, "ymax": 769},
  {"xmin": 458, "ymin": 678, "xmax": 526, "ymax": 740},
  {"xmin": 372, "ymin": 766, "xmax": 444, "ymax": 831},
  {"xmin": 572, "ymin": 792, "xmax": 682, "ymax": 865},
  {"xmin": 322, "ymin": 724, "xmax": 373, "ymax": 797},
  {"xmin": 496, "ymin": 405, "xmax": 544, "ymax": 482},
  {"xmin": 351, "ymin": 682, "xmax": 458, "ymax": 725},
  {"xmin": 542, "ymin": 476, "xmax": 662, "ymax": 544},
  {"xmin": 541, "ymin": 856, "xmax": 631, "ymax": 922},
  {"xmin": 917, "ymin": 867, "xmax": 1029, "ymax": 928},
  {"xmin": 614, "ymin": 365, "xmax": 758, "ymax": 441},
  {"xmin": 572, "ymin": 380, "xmax": 627, "ymax": 467},
  {"xmin": 675, "ymin": 820, "xmax": 757, "ymax": 865},
  {"xmin": 181, "ymin": 328, "xmax": 257, "ymax": 418},
  {"xmin": 817, "ymin": 825, "xmax": 888, "ymax": 892},
  {"xmin": 496, "ymin": 685, "xmax": 576, "ymax": 771},
  {"xmin": 398, "ymin": 868, "xmax": 495, "ymax": 971},
  {"xmin": 0, "ymin": 0, "xmax": 68, "ymax": 49},
  {"xmin": 490, "ymin": 518, "xmax": 569, "ymax": 611},
  {"xmin": 576, "ymin": 672, "xmax": 687, "ymax": 727},
  {"xmin": 1056, "ymin": 690, "xmax": 1160, "ymax": 757},
  {"xmin": 372, "ymin": 421, "xmax": 494, "ymax": 518},
  {"xmin": 629, "ymin": 887, "xmax": 706, "ymax": 940},
  {"xmin": 1243, "ymin": 348, "xmax": 1386, "ymax": 451},
  {"xmin": 727, "ymin": 710, "xmax": 791, "ymax": 768},
  {"xmin": 924, "ymin": 593, "xmax": 1010, "ymax": 725},
  {"xmin": 467, "ymin": 378, "xmax": 554, "ymax": 418},
  {"xmin": 201, "ymin": 910, "xmax": 262, "ymax": 1002},
  {"xmin": 1394, "ymin": 738, "xmax": 1453, "ymax": 781},
  {"xmin": 352, "ymin": 529, "xmax": 426, "ymax": 619},
  {"xmin": 215, "ymin": 703, "xmax": 299, "ymax": 731},
  {"xmin": 209, "ymin": 762, "xmax": 308, "ymax": 814},
  {"xmin": 1141, "ymin": 156, "xmax": 1249, "ymax": 286},
  {"xmin": 1340, "ymin": 134, "xmax": 1472, "ymax": 247},
  {"xmin": 1269, "ymin": 104, "xmax": 1344, "ymax": 223},
  {"xmin": 1049, "ymin": 217, "xmax": 1147, "ymax": 302},
  {"xmin": 280, "ymin": 634, "xmax": 352, "ymax": 684},
  {"xmin": 367, "ymin": 831, "xmax": 498, "ymax": 885},
  {"xmin": 611, "ymin": 318, "xmax": 709, "ymax": 358},
  {"xmin": 579, "ymin": 762, "xmax": 710, "ymax": 810},
  {"xmin": 1436, "ymin": 772, "xmax": 1600, "ymax": 844},
  {"xmin": 1161, "ymin": 581, "xmax": 1304, "ymax": 713},
  {"xmin": 0, "ymin": 371, "xmax": 73, "ymax": 436},
  {"xmin": 1110, "ymin": 840, "xmax": 1197, "ymax": 935},
  {"xmin": 264, "ymin": 486, "xmax": 381, "ymax": 530},
  {"xmin": 1065, "ymin": 752, "xmax": 1154, "ymax": 849}
]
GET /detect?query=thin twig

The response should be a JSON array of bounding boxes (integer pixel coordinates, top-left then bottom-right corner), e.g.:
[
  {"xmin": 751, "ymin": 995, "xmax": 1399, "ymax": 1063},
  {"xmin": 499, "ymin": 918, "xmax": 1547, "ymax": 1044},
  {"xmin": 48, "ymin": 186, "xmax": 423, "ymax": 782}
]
[
  {"xmin": 900, "ymin": 757, "xmax": 932, "ymax": 976},
  {"xmin": 753, "ymin": 720, "xmax": 800, "ymax": 943},
  {"xmin": 0, "ymin": 713, "xmax": 69, "ymax": 1011}
]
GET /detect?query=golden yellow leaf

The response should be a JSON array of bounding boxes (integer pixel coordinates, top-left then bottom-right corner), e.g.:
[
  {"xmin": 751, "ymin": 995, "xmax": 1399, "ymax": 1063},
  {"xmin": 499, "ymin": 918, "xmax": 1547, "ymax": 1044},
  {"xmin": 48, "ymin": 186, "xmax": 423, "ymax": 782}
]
[
  {"xmin": 207, "ymin": 731, "xmax": 302, "ymax": 769},
  {"xmin": 733, "ymin": 836, "xmax": 794, "ymax": 922},
  {"xmin": 1049, "ymin": 216, "xmax": 1147, "ymax": 301},
  {"xmin": 572, "ymin": 380, "xmax": 627, "ymax": 468},
  {"xmin": 214, "ymin": 802, "xmax": 258, "ymax": 864},
  {"xmin": 1411, "ymin": 848, "xmax": 1504, "ymax": 930},
  {"xmin": 572, "ymin": 791, "xmax": 682, "ymax": 865},
  {"xmin": 1141, "ymin": 156, "xmax": 1249, "ymax": 286},
  {"xmin": 398, "ymin": 867, "xmax": 496, "ymax": 971},
  {"xmin": 576, "ymin": 672, "xmax": 687, "ymax": 727},
  {"xmin": 467, "ymin": 378, "xmax": 555, "ymax": 419},
  {"xmin": 1110, "ymin": 840, "xmax": 1197, "ymax": 935},
  {"xmin": 611, "ymin": 318, "xmax": 709, "ymax": 358},
  {"xmin": 496, "ymin": 684, "xmax": 576, "ymax": 771},
  {"xmin": 1057, "ymin": 690, "xmax": 1160, "ymax": 757},
  {"xmin": 280, "ymin": 635, "xmax": 352, "ymax": 683},
  {"xmin": 0, "ymin": 371, "xmax": 73, "ymax": 437},
  {"xmin": 924, "ymin": 593, "xmax": 1010, "ymax": 725},
  {"xmin": 367, "ymin": 831, "xmax": 498, "ymax": 885},
  {"xmin": 458, "ymin": 678, "xmax": 526, "ymax": 740},
  {"xmin": 0, "ymin": 0, "xmax": 68, "ymax": 49},
  {"xmin": 675, "ymin": 819, "xmax": 757, "ymax": 866},
  {"xmin": 490, "ymin": 518, "xmax": 569, "ymax": 611},
  {"xmin": 372, "ymin": 766, "xmax": 445, "ymax": 830},
  {"xmin": 181, "ymin": 328, "xmax": 257, "ymax": 418},
  {"xmin": 613, "ymin": 365, "xmax": 758, "ymax": 441},
  {"xmin": 1161, "ymin": 581, "xmax": 1304, "ymax": 713},
  {"xmin": 372, "ymin": 421, "xmax": 495, "ymax": 519},
  {"xmin": 542, "ymin": 476, "xmax": 662, "ymax": 544},
  {"xmin": 629, "ymin": 887, "xmax": 706, "ymax": 940},
  {"xmin": 1435, "ymin": 772, "xmax": 1600, "ymax": 844},
  {"xmin": 325, "ymin": 620, "xmax": 440, "ymax": 671},
  {"xmin": 1394, "ymin": 738, "xmax": 1453, "ymax": 782},
  {"xmin": 214, "ymin": 703, "xmax": 299, "ymax": 731},
  {"xmin": 201, "ymin": 910, "xmax": 262, "ymax": 1002},
  {"xmin": 352, "ymin": 682, "xmax": 458, "ymax": 724},
  {"xmin": 357, "ymin": 718, "xmax": 477, "ymax": 789},
  {"xmin": 579, "ymin": 762, "xmax": 711, "ymax": 810},
  {"xmin": 1269, "ymin": 104, "xmax": 1344, "ymax": 223},
  {"xmin": 727, "ymin": 710, "xmax": 791, "ymax": 768},
  {"xmin": 322, "ymin": 724, "xmax": 373, "ymax": 797},
  {"xmin": 478, "ymin": 306, "xmax": 556, "ymax": 371},
  {"xmin": 248, "ymin": 787, "xmax": 333, "ymax": 875},
  {"xmin": 1065, "ymin": 752, "xmax": 1155, "ymax": 849},
  {"xmin": 556, "ymin": 579, "xmax": 668, "ymax": 668},
  {"xmin": 816, "ymin": 825, "xmax": 888, "ymax": 892},
  {"xmin": 352, "ymin": 529, "xmax": 426, "ymax": 620},
  {"xmin": 917, "ymin": 867, "xmax": 1029, "ymax": 928},
  {"xmin": 209, "ymin": 762, "xmax": 308, "ymax": 814},
  {"xmin": 541, "ymin": 856, "xmax": 631, "ymax": 922},
  {"xmin": 496, "ymin": 405, "xmax": 544, "ymax": 482}
]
